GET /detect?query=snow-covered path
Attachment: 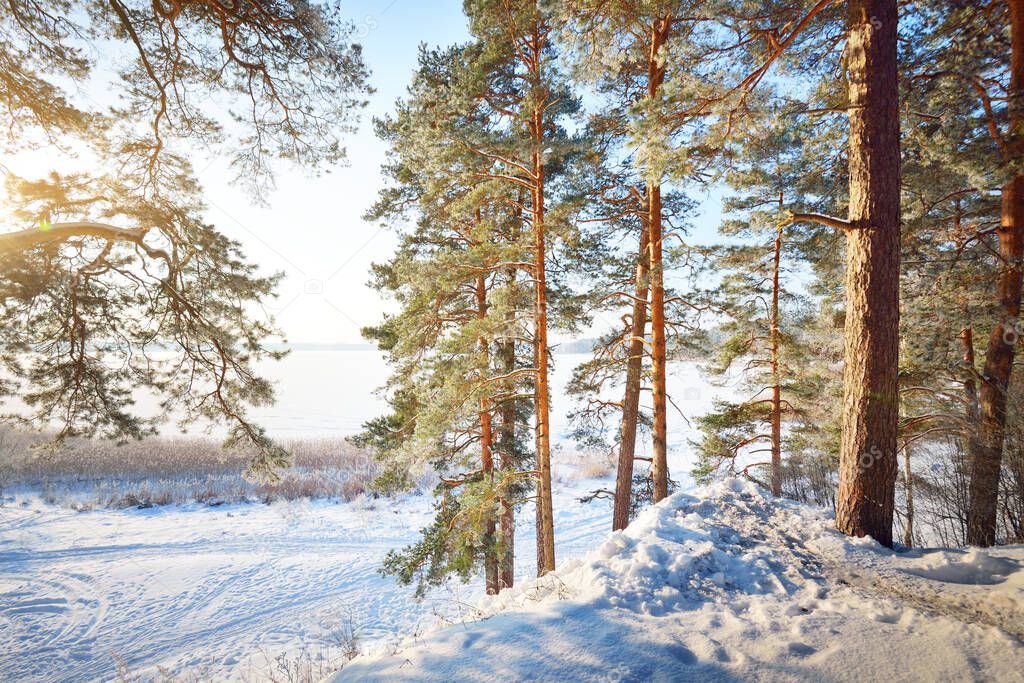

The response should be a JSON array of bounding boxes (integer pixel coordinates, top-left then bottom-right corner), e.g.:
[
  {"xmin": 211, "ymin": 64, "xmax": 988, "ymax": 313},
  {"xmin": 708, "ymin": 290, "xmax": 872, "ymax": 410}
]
[
  {"xmin": 0, "ymin": 496, "xmax": 433, "ymax": 680},
  {"xmin": 336, "ymin": 481, "xmax": 1024, "ymax": 682},
  {"xmin": 0, "ymin": 477, "xmax": 621, "ymax": 682}
]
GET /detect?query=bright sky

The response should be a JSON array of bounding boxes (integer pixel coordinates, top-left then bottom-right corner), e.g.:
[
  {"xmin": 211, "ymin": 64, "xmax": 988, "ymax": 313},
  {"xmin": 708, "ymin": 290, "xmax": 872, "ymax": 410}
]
[{"xmin": 192, "ymin": 0, "xmax": 473, "ymax": 344}]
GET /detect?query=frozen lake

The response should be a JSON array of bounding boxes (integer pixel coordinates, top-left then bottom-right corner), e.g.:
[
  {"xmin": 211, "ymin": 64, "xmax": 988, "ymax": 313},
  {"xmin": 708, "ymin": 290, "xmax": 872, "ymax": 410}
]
[{"xmin": 242, "ymin": 348, "xmax": 733, "ymax": 449}]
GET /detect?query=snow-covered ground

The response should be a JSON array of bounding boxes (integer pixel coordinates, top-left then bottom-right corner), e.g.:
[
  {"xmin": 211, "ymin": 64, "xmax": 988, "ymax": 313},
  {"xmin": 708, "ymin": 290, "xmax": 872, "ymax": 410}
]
[
  {"xmin": 0, "ymin": 477, "xmax": 623, "ymax": 681},
  {"xmin": 1, "ymin": 493, "xmax": 432, "ymax": 681},
  {"xmin": 0, "ymin": 353, "xmax": 743, "ymax": 681},
  {"xmin": 335, "ymin": 480, "xmax": 1024, "ymax": 682}
]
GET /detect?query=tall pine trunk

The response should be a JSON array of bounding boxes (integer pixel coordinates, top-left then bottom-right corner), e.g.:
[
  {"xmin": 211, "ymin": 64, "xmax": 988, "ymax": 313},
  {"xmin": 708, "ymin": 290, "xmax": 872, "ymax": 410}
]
[
  {"xmin": 614, "ymin": 222, "xmax": 650, "ymax": 530},
  {"xmin": 497, "ymin": 214, "xmax": 522, "ymax": 590},
  {"xmin": 648, "ymin": 17, "xmax": 671, "ymax": 503},
  {"xmin": 495, "ymin": 246, "xmax": 520, "ymax": 593},
  {"xmin": 481, "ymin": 398, "xmax": 498, "ymax": 595},
  {"xmin": 498, "ymin": 332, "xmax": 517, "ymax": 590},
  {"xmin": 834, "ymin": 0, "xmax": 901, "ymax": 547},
  {"xmin": 968, "ymin": 0, "xmax": 1024, "ymax": 546},
  {"xmin": 476, "ymin": 268, "xmax": 499, "ymax": 595},
  {"xmin": 770, "ymin": 219, "xmax": 784, "ymax": 497},
  {"xmin": 532, "ymin": 152, "xmax": 555, "ymax": 574},
  {"xmin": 529, "ymin": 23, "xmax": 555, "ymax": 575},
  {"xmin": 532, "ymin": 150, "xmax": 557, "ymax": 577}
]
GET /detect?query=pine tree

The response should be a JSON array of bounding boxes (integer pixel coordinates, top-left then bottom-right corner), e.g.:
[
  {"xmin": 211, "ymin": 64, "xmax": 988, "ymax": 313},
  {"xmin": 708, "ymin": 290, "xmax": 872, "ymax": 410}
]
[
  {"xmin": 0, "ymin": 1, "xmax": 369, "ymax": 474},
  {"xmin": 462, "ymin": 0, "xmax": 583, "ymax": 575},
  {"xmin": 359, "ymin": 74, "xmax": 515, "ymax": 594},
  {"xmin": 564, "ymin": 177, "xmax": 655, "ymax": 530},
  {"xmin": 896, "ymin": 104, "xmax": 1001, "ymax": 544},
  {"xmin": 691, "ymin": 108, "xmax": 811, "ymax": 494},
  {"xmin": 902, "ymin": 0, "xmax": 1022, "ymax": 545},
  {"xmin": 358, "ymin": 21, "xmax": 586, "ymax": 588},
  {"xmin": 356, "ymin": 43, "xmax": 537, "ymax": 594},
  {"xmin": 742, "ymin": 0, "xmax": 903, "ymax": 546},
  {"xmin": 562, "ymin": 165, "xmax": 694, "ymax": 529},
  {"xmin": 563, "ymin": 0, "xmax": 720, "ymax": 515}
]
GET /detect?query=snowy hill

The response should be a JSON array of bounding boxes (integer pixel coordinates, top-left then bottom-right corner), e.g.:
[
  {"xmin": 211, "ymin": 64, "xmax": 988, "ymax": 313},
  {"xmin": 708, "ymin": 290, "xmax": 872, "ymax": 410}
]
[{"xmin": 333, "ymin": 480, "xmax": 1024, "ymax": 682}]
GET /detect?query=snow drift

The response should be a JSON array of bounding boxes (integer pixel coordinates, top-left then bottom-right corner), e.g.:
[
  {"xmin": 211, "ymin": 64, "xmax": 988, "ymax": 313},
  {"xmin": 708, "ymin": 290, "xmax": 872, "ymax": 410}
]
[{"xmin": 334, "ymin": 479, "xmax": 1024, "ymax": 682}]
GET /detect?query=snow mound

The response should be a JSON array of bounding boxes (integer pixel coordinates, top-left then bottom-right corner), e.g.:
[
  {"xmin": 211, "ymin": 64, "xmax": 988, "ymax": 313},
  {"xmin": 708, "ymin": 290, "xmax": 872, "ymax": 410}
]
[
  {"xmin": 482, "ymin": 478, "xmax": 823, "ymax": 618},
  {"xmin": 333, "ymin": 479, "xmax": 1024, "ymax": 682},
  {"xmin": 902, "ymin": 548, "xmax": 1020, "ymax": 585}
]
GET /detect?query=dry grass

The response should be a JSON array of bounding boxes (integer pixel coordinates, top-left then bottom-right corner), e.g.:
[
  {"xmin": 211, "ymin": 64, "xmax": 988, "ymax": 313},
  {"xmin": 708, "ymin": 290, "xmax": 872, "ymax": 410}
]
[
  {"xmin": 0, "ymin": 429, "xmax": 380, "ymax": 508},
  {"xmin": 556, "ymin": 447, "xmax": 616, "ymax": 484}
]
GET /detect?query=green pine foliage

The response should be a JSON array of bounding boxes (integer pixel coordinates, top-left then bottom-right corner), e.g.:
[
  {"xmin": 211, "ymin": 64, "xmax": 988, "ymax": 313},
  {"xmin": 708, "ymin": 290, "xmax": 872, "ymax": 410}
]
[
  {"xmin": 360, "ymin": 0, "xmax": 1024, "ymax": 561},
  {"xmin": 0, "ymin": 1, "xmax": 370, "ymax": 478}
]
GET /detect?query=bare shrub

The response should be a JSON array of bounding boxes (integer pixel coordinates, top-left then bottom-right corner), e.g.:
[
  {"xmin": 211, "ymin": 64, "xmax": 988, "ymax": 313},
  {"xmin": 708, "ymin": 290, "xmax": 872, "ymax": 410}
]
[
  {"xmin": 559, "ymin": 448, "xmax": 615, "ymax": 484},
  {"xmin": 244, "ymin": 606, "xmax": 362, "ymax": 683}
]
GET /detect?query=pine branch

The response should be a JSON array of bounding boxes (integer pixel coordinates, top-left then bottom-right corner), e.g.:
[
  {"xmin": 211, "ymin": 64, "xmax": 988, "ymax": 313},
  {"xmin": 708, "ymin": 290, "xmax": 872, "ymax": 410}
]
[
  {"xmin": 0, "ymin": 221, "xmax": 169, "ymax": 260},
  {"xmin": 779, "ymin": 212, "xmax": 853, "ymax": 231}
]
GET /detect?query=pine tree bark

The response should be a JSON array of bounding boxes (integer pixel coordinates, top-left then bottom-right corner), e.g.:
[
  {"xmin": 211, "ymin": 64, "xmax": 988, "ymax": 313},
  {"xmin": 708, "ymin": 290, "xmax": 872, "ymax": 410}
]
[
  {"xmin": 532, "ymin": 155, "xmax": 555, "ymax": 574},
  {"xmin": 968, "ymin": 0, "xmax": 1024, "ymax": 546},
  {"xmin": 529, "ymin": 22, "xmax": 555, "ymax": 575},
  {"xmin": 497, "ymin": 217, "xmax": 522, "ymax": 590},
  {"xmin": 481, "ymin": 400, "xmax": 499, "ymax": 594},
  {"xmin": 498, "ymin": 338, "xmax": 517, "ymax": 590},
  {"xmin": 834, "ymin": 0, "xmax": 901, "ymax": 548},
  {"xmin": 496, "ymin": 259, "xmax": 519, "ymax": 590},
  {"xmin": 649, "ymin": 182, "xmax": 668, "ymax": 503},
  {"xmin": 648, "ymin": 17, "xmax": 671, "ymax": 504},
  {"xmin": 476, "ymin": 269, "xmax": 499, "ymax": 595},
  {"xmin": 770, "ymin": 220, "xmax": 784, "ymax": 497},
  {"xmin": 614, "ymin": 222, "xmax": 650, "ymax": 530},
  {"xmin": 903, "ymin": 440, "xmax": 914, "ymax": 548}
]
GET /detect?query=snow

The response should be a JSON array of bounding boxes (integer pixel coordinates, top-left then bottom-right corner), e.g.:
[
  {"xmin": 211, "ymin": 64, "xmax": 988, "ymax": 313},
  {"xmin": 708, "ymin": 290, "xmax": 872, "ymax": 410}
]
[
  {"xmin": 334, "ymin": 479, "xmax": 1024, "ymax": 682},
  {"xmin": 807, "ymin": 523, "xmax": 1024, "ymax": 639},
  {"xmin": 5, "ymin": 468, "xmax": 1023, "ymax": 683},
  {"xmin": 11, "ymin": 353, "xmax": 1011, "ymax": 682},
  {"xmin": 0, "ymin": 494, "xmax": 439, "ymax": 680},
  {"xmin": 902, "ymin": 547, "xmax": 1022, "ymax": 585},
  {"xmin": 0, "ymin": 477, "xmax": 622, "ymax": 681},
  {"xmin": 0, "ymin": 354, "xmax": 737, "ymax": 681}
]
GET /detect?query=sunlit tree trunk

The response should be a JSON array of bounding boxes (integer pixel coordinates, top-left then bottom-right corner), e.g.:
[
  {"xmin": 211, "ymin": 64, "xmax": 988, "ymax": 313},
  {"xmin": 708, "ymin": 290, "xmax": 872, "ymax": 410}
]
[
  {"xmin": 648, "ymin": 16, "xmax": 671, "ymax": 503},
  {"xmin": 770, "ymin": 218, "xmax": 784, "ymax": 496},
  {"xmin": 532, "ymin": 149, "xmax": 555, "ymax": 574},
  {"xmin": 528, "ymin": 21, "xmax": 556, "ymax": 575},
  {"xmin": 476, "ymin": 266, "xmax": 499, "ymax": 595},
  {"xmin": 614, "ymin": 223, "xmax": 650, "ymax": 530},
  {"xmin": 835, "ymin": 0, "xmax": 901, "ymax": 548},
  {"xmin": 498, "ymin": 333, "xmax": 517, "ymax": 590},
  {"xmin": 968, "ymin": 0, "xmax": 1024, "ymax": 546},
  {"xmin": 497, "ymin": 260, "xmax": 519, "ymax": 590}
]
